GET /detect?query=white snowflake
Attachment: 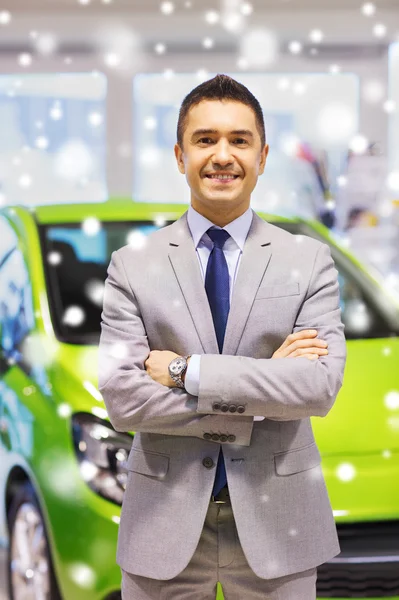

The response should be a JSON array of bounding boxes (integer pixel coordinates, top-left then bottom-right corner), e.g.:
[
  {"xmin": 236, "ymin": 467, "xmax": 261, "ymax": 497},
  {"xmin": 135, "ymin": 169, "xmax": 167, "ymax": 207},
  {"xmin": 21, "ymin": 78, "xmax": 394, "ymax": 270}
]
[{"xmin": 336, "ymin": 462, "xmax": 356, "ymax": 482}]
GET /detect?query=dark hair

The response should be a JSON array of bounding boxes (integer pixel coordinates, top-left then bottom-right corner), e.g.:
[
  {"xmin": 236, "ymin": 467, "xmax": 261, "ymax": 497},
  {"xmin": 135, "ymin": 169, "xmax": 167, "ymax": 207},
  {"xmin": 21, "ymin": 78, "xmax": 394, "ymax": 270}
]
[{"xmin": 176, "ymin": 73, "xmax": 266, "ymax": 149}]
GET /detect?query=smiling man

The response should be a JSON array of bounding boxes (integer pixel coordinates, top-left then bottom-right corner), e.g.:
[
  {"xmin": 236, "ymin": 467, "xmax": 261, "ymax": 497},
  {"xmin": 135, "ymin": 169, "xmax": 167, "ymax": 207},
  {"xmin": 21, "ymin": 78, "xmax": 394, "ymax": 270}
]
[
  {"xmin": 99, "ymin": 74, "xmax": 346, "ymax": 599},
  {"xmin": 175, "ymin": 97, "xmax": 268, "ymax": 227}
]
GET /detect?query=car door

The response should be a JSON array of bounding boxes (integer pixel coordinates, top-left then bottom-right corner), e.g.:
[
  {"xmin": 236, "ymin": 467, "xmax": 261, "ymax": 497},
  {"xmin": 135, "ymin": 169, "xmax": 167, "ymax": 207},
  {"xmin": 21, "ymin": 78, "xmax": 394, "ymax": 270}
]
[
  {"xmin": 316, "ymin": 244, "xmax": 399, "ymax": 456},
  {"xmin": 272, "ymin": 219, "xmax": 399, "ymax": 456},
  {"xmin": 0, "ymin": 215, "xmax": 39, "ymax": 578}
]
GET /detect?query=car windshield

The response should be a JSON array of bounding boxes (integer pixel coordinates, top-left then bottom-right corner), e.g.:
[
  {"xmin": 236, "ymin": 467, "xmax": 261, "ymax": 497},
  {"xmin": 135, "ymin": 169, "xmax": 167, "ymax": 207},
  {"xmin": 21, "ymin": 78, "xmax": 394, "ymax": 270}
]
[
  {"xmin": 39, "ymin": 220, "xmax": 168, "ymax": 345},
  {"xmin": 39, "ymin": 218, "xmax": 317, "ymax": 345},
  {"xmin": 39, "ymin": 218, "xmax": 399, "ymax": 346}
]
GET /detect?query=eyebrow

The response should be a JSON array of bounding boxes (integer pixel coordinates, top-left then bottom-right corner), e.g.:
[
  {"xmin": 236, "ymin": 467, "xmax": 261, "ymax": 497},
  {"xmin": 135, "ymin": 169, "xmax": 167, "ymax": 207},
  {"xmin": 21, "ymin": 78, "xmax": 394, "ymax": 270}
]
[{"xmin": 191, "ymin": 128, "xmax": 254, "ymax": 139}]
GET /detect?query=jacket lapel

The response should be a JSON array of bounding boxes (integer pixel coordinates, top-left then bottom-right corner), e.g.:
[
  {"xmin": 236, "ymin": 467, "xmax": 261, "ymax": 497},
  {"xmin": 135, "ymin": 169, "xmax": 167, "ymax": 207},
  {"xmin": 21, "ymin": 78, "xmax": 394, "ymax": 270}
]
[{"xmin": 168, "ymin": 209, "xmax": 273, "ymax": 357}]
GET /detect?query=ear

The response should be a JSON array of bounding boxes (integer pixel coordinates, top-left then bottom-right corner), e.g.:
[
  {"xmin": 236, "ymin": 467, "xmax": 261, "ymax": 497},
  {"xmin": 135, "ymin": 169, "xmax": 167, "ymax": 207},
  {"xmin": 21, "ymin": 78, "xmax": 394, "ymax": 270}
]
[
  {"xmin": 258, "ymin": 144, "xmax": 269, "ymax": 176},
  {"xmin": 174, "ymin": 143, "xmax": 186, "ymax": 174}
]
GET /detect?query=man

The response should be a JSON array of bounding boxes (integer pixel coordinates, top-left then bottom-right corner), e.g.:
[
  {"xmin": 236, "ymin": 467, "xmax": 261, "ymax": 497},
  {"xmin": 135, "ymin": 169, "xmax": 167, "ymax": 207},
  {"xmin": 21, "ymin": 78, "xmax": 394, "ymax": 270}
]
[{"xmin": 98, "ymin": 73, "xmax": 347, "ymax": 599}]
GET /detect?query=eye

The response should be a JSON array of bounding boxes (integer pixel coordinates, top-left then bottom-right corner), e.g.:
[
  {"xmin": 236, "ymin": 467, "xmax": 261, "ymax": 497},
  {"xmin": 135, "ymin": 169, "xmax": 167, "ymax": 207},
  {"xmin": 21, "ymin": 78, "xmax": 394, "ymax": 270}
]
[
  {"xmin": 233, "ymin": 138, "xmax": 247, "ymax": 145},
  {"xmin": 198, "ymin": 137, "xmax": 214, "ymax": 144}
]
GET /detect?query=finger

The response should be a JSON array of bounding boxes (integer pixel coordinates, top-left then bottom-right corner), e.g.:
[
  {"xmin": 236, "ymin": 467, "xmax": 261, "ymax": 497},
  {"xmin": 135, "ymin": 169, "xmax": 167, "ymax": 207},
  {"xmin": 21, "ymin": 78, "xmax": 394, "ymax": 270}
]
[
  {"xmin": 304, "ymin": 354, "xmax": 318, "ymax": 360},
  {"xmin": 287, "ymin": 338, "xmax": 328, "ymax": 352},
  {"xmin": 278, "ymin": 329, "xmax": 318, "ymax": 351},
  {"xmin": 274, "ymin": 340, "xmax": 327, "ymax": 359},
  {"xmin": 272, "ymin": 346, "xmax": 291, "ymax": 358},
  {"xmin": 289, "ymin": 353, "xmax": 319, "ymax": 360},
  {"xmin": 272, "ymin": 331, "xmax": 324, "ymax": 359},
  {"xmin": 288, "ymin": 347, "xmax": 329, "ymax": 358},
  {"xmin": 272, "ymin": 340, "xmax": 320, "ymax": 359}
]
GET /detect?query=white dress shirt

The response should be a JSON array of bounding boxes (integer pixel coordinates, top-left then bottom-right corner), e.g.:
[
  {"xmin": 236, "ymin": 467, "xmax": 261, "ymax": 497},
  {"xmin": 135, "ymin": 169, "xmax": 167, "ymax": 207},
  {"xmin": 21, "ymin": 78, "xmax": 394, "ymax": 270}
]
[{"xmin": 183, "ymin": 203, "xmax": 264, "ymax": 422}]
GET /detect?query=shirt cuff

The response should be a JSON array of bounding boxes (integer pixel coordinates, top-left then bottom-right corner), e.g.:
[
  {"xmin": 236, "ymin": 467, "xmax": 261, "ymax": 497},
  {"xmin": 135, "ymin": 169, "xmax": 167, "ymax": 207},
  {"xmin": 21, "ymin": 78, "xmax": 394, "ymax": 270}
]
[{"xmin": 184, "ymin": 354, "xmax": 200, "ymax": 396}]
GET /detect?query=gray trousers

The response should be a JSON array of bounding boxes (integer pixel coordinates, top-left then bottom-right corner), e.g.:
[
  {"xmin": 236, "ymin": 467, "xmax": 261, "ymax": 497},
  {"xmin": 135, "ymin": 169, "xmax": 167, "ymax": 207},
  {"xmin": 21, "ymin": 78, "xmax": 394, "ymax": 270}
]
[{"xmin": 121, "ymin": 493, "xmax": 317, "ymax": 599}]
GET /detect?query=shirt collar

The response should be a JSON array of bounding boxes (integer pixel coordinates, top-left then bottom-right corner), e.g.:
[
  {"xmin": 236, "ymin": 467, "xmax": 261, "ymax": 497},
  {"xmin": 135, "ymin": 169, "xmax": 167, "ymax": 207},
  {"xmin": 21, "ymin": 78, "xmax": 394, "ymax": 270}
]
[{"xmin": 187, "ymin": 203, "xmax": 253, "ymax": 251}]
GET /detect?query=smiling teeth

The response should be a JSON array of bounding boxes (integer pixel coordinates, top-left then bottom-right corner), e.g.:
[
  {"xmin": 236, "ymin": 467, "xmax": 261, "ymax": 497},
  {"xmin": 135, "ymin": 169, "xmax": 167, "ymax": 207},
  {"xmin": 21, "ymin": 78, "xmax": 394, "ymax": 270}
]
[{"xmin": 208, "ymin": 174, "xmax": 236, "ymax": 179}]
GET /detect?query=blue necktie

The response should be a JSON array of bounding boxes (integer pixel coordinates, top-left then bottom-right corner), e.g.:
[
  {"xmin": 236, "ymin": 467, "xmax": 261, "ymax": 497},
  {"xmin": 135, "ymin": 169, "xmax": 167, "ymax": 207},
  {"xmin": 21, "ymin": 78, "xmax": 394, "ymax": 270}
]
[{"xmin": 205, "ymin": 227, "xmax": 231, "ymax": 497}]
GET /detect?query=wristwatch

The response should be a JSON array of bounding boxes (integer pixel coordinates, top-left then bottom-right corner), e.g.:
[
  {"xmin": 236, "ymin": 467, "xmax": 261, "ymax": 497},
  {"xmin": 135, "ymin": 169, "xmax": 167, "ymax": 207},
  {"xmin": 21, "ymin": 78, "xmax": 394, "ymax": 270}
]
[{"xmin": 168, "ymin": 355, "xmax": 192, "ymax": 389}]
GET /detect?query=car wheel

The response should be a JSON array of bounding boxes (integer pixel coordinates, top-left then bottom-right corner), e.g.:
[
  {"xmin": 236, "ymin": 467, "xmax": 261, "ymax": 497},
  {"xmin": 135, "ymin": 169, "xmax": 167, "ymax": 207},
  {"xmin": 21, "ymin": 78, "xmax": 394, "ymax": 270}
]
[{"xmin": 7, "ymin": 482, "xmax": 62, "ymax": 600}]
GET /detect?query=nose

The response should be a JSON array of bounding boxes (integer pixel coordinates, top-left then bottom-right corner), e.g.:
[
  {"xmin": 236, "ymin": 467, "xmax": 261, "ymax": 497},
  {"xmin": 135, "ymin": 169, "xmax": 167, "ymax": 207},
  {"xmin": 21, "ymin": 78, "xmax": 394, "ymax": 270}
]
[{"xmin": 212, "ymin": 139, "xmax": 234, "ymax": 167}]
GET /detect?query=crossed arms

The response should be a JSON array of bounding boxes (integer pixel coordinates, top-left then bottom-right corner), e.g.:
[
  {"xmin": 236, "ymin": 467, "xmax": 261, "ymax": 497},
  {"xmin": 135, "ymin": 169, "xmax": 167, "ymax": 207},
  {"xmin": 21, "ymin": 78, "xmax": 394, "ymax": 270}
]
[{"xmin": 98, "ymin": 243, "xmax": 346, "ymax": 447}]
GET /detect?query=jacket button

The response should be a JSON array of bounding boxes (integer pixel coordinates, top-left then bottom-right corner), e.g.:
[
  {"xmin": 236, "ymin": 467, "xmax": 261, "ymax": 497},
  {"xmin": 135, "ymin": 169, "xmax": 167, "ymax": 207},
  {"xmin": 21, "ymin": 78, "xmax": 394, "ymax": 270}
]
[
  {"xmin": 219, "ymin": 434, "xmax": 228, "ymax": 442},
  {"xmin": 211, "ymin": 433, "xmax": 220, "ymax": 441},
  {"xmin": 202, "ymin": 457, "xmax": 214, "ymax": 469},
  {"xmin": 203, "ymin": 433, "xmax": 212, "ymax": 440},
  {"xmin": 237, "ymin": 405, "xmax": 245, "ymax": 413},
  {"xmin": 227, "ymin": 435, "xmax": 236, "ymax": 443},
  {"xmin": 212, "ymin": 402, "xmax": 221, "ymax": 411},
  {"xmin": 229, "ymin": 405, "xmax": 237, "ymax": 413},
  {"xmin": 221, "ymin": 403, "xmax": 229, "ymax": 412}
]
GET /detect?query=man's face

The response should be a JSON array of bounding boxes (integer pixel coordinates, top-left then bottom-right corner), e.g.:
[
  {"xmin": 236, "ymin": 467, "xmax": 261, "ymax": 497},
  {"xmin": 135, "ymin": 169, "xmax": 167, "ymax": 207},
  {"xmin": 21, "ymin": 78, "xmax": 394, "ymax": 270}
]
[{"xmin": 174, "ymin": 100, "xmax": 269, "ymax": 218}]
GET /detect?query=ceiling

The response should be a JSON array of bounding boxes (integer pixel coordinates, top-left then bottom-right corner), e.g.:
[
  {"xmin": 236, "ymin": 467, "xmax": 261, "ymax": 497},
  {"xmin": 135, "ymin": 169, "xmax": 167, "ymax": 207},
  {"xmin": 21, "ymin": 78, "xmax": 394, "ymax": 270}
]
[
  {"xmin": 0, "ymin": 0, "xmax": 398, "ymax": 53},
  {"xmin": 3, "ymin": 0, "xmax": 399, "ymax": 10}
]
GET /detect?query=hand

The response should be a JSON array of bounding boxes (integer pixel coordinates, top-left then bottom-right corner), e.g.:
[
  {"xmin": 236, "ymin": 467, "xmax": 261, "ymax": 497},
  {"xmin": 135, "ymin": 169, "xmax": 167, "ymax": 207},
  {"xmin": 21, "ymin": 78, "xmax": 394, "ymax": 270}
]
[
  {"xmin": 144, "ymin": 350, "xmax": 182, "ymax": 387},
  {"xmin": 271, "ymin": 329, "xmax": 328, "ymax": 361}
]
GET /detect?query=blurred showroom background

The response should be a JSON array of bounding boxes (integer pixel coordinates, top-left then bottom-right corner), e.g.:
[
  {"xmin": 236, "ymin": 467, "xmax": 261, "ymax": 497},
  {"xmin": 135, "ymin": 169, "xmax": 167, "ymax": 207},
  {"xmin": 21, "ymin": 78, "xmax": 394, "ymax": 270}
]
[
  {"xmin": 0, "ymin": 0, "xmax": 398, "ymax": 292},
  {"xmin": 0, "ymin": 2, "xmax": 399, "ymax": 600}
]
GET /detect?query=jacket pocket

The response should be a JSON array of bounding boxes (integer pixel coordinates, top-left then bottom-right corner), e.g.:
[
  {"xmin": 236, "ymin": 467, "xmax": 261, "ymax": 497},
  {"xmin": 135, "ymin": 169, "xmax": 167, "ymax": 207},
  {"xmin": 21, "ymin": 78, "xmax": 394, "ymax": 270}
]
[
  {"xmin": 127, "ymin": 448, "xmax": 169, "ymax": 479},
  {"xmin": 255, "ymin": 282, "xmax": 300, "ymax": 299},
  {"xmin": 274, "ymin": 442, "xmax": 321, "ymax": 475}
]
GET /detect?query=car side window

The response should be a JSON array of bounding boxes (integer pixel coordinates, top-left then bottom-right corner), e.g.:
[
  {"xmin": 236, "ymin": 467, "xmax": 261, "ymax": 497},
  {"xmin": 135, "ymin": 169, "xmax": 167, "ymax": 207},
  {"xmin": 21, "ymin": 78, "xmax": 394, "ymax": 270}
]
[
  {"xmin": 271, "ymin": 221, "xmax": 397, "ymax": 340},
  {"xmin": 0, "ymin": 217, "xmax": 35, "ymax": 358},
  {"xmin": 336, "ymin": 268, "xmax": 393, "ymax": 339}
]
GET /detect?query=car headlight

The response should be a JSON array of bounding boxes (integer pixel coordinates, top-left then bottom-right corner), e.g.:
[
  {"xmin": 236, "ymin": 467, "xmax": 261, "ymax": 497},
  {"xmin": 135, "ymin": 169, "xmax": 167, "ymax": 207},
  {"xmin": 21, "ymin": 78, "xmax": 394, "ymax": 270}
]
[{"xmin": 72, "ymin": 412, "xmax": 133, "ymax": 505}]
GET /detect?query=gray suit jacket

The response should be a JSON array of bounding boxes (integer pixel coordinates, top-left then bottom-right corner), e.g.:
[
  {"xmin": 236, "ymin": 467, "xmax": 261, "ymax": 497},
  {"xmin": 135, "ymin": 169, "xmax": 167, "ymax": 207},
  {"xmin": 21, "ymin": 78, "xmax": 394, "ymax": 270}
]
[{"xmin": 98, "ymin": 209, "xmax": 346, "ymax": 581}]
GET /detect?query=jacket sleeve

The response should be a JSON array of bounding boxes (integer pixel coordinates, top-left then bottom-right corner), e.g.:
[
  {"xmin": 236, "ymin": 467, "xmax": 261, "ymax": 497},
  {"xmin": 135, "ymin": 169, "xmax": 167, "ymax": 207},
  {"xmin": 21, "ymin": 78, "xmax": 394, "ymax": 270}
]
[
  {"xmin": 98, "ymin": 250, "xmax": 254, "ymax": 445},
  {"xmin": 196, "ymin": 242, "xmax": 347, "ymax": 420}
]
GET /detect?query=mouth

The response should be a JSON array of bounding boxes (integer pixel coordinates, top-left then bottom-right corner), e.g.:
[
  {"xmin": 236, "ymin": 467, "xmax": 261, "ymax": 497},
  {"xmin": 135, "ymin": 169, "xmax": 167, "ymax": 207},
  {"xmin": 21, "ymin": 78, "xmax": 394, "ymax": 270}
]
[{"xmin": 204, "ymin": 174, "xmax": 240, "ymax": 184}]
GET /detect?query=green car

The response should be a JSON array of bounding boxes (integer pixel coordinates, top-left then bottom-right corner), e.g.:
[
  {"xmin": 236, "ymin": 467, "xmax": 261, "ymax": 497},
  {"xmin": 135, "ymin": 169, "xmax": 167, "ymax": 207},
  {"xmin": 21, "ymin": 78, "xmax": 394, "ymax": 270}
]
[{"xmin": 0, "ymin": 198, "xmax": 398, "ymax": 600}]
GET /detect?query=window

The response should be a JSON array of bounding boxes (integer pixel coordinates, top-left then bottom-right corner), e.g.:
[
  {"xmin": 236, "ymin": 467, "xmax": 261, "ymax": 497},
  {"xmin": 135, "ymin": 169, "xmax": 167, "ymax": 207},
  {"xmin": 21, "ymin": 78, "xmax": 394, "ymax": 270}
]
[
  {"xmin": 0, "ymin": 72, "xmax": 107, "ymax": 206},
  {"xmin": 272, "ymin": 220, "xmax": 398, "ymax": 340},
  {"xmin": 132, "ymin": 72, "xmax": 358, "ymax": 220},
  {"xmin": 336, "ymin": 269, "xmax": 392, "ymax": 339}
]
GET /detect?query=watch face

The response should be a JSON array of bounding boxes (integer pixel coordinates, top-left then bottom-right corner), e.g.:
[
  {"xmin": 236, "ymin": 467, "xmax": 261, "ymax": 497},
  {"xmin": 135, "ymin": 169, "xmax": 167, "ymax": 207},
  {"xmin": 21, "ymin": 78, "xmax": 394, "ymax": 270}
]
[{"xmin": 170, "ymin": 358, "xmax": 184, "ymax": 374}]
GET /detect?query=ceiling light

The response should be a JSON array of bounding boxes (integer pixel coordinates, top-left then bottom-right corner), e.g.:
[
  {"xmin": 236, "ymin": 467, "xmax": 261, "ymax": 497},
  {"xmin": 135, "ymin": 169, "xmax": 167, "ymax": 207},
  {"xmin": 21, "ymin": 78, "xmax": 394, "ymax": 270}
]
[
  {"xmin": 309, "ymin": 29, "xmax": 323, "ymax": 43},
  {"xmin": 288, "ymin": 40, "xmax": 302, "ymax": 54},
  {"xmin": 361, "ymin": 2, "xmax": 376, "ymax": 16},
  {"xmin": 373, "ymin": 23, "xmax": 387, "ymax": 37}
]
